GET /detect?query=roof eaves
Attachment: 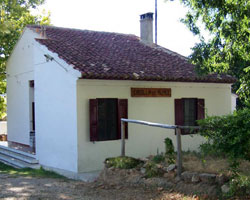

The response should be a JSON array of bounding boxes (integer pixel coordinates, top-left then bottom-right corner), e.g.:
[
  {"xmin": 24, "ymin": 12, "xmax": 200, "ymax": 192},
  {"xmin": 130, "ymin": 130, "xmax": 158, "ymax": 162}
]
[{"xmin": 80, "ymin": 72, "xmax": 236, "ymax": 84}]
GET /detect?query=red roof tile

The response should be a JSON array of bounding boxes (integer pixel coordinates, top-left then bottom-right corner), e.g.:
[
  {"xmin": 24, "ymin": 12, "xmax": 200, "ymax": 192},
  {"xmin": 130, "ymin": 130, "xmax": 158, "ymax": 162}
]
[{"xmin": 28, "ymin": 25, "xmax": 236, "ymax": 83}]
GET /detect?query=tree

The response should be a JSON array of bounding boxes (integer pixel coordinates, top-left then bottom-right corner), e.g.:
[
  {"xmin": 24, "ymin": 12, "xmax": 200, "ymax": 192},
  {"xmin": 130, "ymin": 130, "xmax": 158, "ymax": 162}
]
[
  {"xmin": 0, "ymin": 0, "xmax": 50, "ymax": 118},
  {"xmin": 172, "ymin": 0, "xmax": 250, "ymax": 107}
]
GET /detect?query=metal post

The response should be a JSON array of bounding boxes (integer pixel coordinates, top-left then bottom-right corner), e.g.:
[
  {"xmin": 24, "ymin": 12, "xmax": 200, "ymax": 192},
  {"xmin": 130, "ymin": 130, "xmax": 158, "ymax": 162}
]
[
  {"xmin": 176, "ymin": 128, "xmax": 182, "ymax": 178},
  {"xmin": 121, "ymin": 121, "xmax": 125, "ymax": 157},
  {"xmin": 155, "ymin": 0, "xmax": 158, "ymax": 44}
]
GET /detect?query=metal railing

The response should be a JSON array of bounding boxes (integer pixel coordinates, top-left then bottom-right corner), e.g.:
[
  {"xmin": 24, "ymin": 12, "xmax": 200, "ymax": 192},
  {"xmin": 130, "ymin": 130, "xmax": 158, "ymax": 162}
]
[{"xmin": 120, "ymin": 118, "xmax": 200, "ymax": 178}]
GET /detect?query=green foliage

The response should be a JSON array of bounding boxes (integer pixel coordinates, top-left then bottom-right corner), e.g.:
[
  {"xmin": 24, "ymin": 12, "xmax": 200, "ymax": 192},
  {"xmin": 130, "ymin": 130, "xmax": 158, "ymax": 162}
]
[
  {"xmin": 145, "ymin": 161, "xmax": 164, "ymax": 178},
  {"xmin": 238, "ymin": 66, "xmax": 250, "ymax": 107},
  {"xmin": 0, "ymin": 94, "xmax": 6, "ymax": 119},
  {"xmin": 199, "ymin": 142, "xmax": 225, "ymax": 158},
  {"xmin": 0, "ymin": 161, "xmax": 65, "ymax": 179},
  {"xmin": 226, "ymin": 174, "xmax": 250, "ymax": 198},
  {"xmin": 0, "ymin": 0, "xmax": 50, "ymax": 118},
  {"xmin": 198, "ymin": 108, "xmax": 250, "ymax": 170},
  {"xmin": 152, "ymin": 153, "xmax": 165, "ymax": 164},
  {"xmin": 169, "ymin": 0, "xmax": 250, "ymax": 107},
  {"xmin": 105, "ymin": 156, "xmax": 143, "ymax": 169},
  {"xmin": 164, "ymin": 137, "xmax": 175, "ymax": 164}
]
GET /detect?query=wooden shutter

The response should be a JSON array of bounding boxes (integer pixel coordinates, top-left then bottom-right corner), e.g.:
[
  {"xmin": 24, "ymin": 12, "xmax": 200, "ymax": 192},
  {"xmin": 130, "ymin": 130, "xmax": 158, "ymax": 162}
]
[
  {"xmin": 175, "ymin": 99, "xmax": 184, "ymax": 126},
  {"xmin": 117, "ymin": 99, "xmax": 128, "ymax": 139},
  {"xmin": 89, "ymin": 99, "xmax": 98, "ymax": 141},
  {"xmin": 197, "ymin": 99, "xmax": 205, "ymax": 120},
  {"xmin": 175, "ymin": 99, "xmax": 186, "ymax": 135}
]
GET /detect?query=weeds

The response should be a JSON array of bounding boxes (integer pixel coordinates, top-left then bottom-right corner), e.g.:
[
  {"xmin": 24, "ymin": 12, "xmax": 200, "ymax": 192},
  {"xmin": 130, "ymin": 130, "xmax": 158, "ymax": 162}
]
[
  {"xmin": 226, "ymin": 173, "xmax": 250, "ymax": 198},
  {"xmin": 164, "ymin": 137, "xmax": 175, "ymax": 164},
  {"xmin": 145, "ymin": 161, "xmax": 164, "ymax": 178},
  {"xmin": 105, "ymin": 156, "xmax": 143, "ymax": 169},
  {"xmin": 152, "ymin": 154, "xmax": 165, "ymax": 164}
]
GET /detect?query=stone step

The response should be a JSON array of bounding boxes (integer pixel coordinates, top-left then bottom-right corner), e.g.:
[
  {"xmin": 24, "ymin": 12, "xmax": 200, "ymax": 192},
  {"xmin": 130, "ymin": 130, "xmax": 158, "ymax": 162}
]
[
  {"xmin": 0, "ymin": 145, "xmax": 40, "ymax": 169},
  {"xmin": 0, "ymin": 158, "xmax": 22, "ymax": 169},
  {"xmin": 0, "ymin": 145, "xmax": 36, "ymax": 158},
  {"xmin": 0, "ymin": 147, "xmax": 38, "ymax": 164},
  {"xmin": 0, "ymin": 153, "xmax": 40, "ymax": 169}
]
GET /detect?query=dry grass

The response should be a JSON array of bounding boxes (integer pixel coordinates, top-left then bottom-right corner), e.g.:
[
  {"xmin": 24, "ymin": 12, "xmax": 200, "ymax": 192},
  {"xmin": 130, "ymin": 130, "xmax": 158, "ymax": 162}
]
[
  {"xmin": 238, "ymin": 160, "xmax": 250, "ymax": 176},
  {"xmin": 182, "ymin": 153, "xmax": 250, "ymax": 176}
]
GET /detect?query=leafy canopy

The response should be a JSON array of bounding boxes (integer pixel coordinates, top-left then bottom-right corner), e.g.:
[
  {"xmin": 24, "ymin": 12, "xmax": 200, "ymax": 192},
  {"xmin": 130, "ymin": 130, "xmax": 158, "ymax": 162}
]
[
  {"xmin": 171, "ymin": 0, "xmax": 250, "ymax": 107},
  {"xmin": 0, "ymin": 0, "xmax": 50, "ymax": 118}
]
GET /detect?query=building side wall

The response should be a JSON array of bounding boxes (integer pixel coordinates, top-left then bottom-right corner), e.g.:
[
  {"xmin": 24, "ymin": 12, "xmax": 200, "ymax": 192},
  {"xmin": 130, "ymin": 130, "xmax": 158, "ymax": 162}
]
[
  {"xmin": 231, "ymin": 94, "xmax": 237, "ymax": 112},
  {"xmin": 33, "ymin": 43, "xmax": 81, "ymax": 172},
  {"xmin": 77, "ymin": 80, "xmax": 232, "ymax": 173},
  {"xmin": 6, "ymin": 29, "xmax": 36, "ymax": 145}
]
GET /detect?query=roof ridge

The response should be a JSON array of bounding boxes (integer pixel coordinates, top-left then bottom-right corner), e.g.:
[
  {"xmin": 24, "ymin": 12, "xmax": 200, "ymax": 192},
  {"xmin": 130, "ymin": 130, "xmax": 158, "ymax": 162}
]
[
  {"xmin": 27, "ymin": 25, "xmax": 139, "ymax": 39},
  {"xmin": 155, "ymin": 45, "xmax": 188, "ymax": 61},
  {"xmin": 29, "ymin": 25, "xmax": 189, "ymax": 61}
]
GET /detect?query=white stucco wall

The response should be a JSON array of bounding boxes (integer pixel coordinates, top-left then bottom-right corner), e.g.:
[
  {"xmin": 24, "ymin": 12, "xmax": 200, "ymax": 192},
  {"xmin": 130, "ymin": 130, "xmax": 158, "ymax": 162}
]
[
  {"xmin": 34, "ymin": 42, "xmax": 81, "ymax": 172},
  {"xmin": 6, "ymin": 29, "xmax": 37, "ymax": 145},
  {"xmin": 77, "ymin": 80, "xmax": 232, "ymax": 172},
  {"xmin": 7, "ymin": 27, "xmax": 81, "ymax": 172},
  {"xmin": 231, "ymin": 93, "xmax": 237, "ymax": 112}
]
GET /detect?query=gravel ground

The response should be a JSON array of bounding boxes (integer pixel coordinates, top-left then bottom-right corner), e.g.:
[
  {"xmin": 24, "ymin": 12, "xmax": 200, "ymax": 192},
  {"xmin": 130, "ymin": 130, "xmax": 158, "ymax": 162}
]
[{"xmin": 0, "ymin": 173, "xmax": 197, "ymax": 200}]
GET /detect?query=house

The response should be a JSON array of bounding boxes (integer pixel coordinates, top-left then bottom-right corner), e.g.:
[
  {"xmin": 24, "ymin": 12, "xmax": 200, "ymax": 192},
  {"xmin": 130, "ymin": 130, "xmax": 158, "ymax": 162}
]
[{"xmin": 4, "ymin": 13, "xmax": 235, "ymax": 179}]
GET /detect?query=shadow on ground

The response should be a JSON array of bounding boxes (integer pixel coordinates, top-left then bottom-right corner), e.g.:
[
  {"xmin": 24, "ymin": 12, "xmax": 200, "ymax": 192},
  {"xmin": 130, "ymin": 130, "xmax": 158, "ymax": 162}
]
[{"xmin": 0, "ymin": 173, "xmax": 201, "ymax": 200}]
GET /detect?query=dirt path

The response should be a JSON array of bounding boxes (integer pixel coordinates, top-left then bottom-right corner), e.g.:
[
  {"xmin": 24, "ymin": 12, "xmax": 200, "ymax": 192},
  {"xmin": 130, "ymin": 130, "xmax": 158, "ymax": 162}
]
[{"xmin": 0, "ymin": 173, "xmax": 196, "ymax": 200}]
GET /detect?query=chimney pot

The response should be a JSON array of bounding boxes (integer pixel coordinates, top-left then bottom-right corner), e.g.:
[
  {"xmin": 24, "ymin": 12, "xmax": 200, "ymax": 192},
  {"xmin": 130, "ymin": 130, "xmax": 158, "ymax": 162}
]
[{"xmin": 140, "ymin": 12, "xmax": 154, "ymax": 45}]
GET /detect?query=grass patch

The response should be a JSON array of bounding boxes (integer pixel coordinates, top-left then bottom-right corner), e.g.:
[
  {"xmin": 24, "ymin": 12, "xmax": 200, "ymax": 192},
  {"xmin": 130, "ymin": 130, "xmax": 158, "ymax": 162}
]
[
  {"xmin": 105, "ymin": 156, "xmax": 143, "ymax": 169},
  {"xmin": 0, "ymin": 162, "xmax": 66, "ymax": 179}
]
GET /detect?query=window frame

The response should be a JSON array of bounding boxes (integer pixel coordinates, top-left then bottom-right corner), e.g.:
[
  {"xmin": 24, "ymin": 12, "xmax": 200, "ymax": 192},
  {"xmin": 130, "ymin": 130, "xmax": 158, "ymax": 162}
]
[
  {"xmin": 183, "ymin": 98, "xmax": 198, "ymax": 126},
  {"xmin": 175, "ymin": 98, "xmax": 205, "ymax": 135},
  {"xmin": 89, "ymin": 98, "xmax": 128, "ymax": 142},
  {"xmin": 97, "ymin": 98, "xmax": 119, "ymax": 141}
]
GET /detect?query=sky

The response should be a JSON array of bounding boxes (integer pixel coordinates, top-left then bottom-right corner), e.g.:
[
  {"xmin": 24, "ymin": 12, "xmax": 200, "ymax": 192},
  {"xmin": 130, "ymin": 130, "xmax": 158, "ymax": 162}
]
[{"xmin": 35, "ymin": 0, "xmax": 201, "ymax": 57}]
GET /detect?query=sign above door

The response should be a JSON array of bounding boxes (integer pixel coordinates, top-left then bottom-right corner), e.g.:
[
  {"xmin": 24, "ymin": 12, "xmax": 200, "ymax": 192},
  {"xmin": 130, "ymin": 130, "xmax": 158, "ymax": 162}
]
[{"xmin": 131, "ymin": 88, "xmax": 171, "ymax": 97}]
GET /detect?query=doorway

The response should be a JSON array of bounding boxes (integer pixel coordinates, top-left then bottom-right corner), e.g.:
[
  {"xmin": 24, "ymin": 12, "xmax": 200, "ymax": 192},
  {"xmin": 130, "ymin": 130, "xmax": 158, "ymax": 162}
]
[{"xmin": 29, "ymin": 80, "xmax": 35, "ymax": 151}]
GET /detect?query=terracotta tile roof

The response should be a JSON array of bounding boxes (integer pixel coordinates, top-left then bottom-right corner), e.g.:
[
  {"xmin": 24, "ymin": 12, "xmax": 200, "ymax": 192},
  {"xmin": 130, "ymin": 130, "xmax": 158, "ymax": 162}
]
[{"xmin": 28, "ymin": 25, "xmax": 236, "ymax": 83}]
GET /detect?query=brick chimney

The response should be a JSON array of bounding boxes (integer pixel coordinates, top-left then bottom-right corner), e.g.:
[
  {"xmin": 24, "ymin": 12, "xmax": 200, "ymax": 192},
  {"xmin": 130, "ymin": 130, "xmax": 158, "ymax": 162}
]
[{"xmin": 140, "ymin": 12, "xmax": 154, "ymax": 45}]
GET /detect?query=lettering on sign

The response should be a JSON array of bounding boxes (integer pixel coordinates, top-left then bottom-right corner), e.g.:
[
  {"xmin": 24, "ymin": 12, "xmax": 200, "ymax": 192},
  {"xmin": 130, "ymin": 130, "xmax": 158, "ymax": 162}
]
[{"xmin": 131, "ymin": 88, "xmax": 171, "ymax": 97}]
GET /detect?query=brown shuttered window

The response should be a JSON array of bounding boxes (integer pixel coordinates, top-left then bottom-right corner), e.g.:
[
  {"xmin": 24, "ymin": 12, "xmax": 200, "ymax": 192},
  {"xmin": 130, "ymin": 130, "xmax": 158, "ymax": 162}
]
[
  {"xmin": 197, "ymin": 99, "xmax": 205, "ymax": 120},
  {"xmin": 175, "ymin": 99, "xmax": 184, "ymax": 126},
  {"xmin": 89, "ymin": 99, "xmax": 98, "ymax": 141},
  {"xmin": 175, "ymin": 98, "xmax": 205, "ymax": 134},
  {"xmin": 89, "ymin": 98, "xmax": 128, "ymax": 141}
]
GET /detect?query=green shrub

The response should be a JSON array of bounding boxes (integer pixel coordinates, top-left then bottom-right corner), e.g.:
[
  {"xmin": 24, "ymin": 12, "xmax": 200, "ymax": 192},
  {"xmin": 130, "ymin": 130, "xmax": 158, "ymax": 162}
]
[
  {"xmin": 226, "ymin": 174, "xmax": 250, "ymax": 198},
  {"xmin": 145, "ymin": 161, "xmax": 164, "ymax": 178},
  {"xmin": 105, "ymin": 156, "xmax": 143, "ymax": 169},
  {"xmin": 152, "ymin": 154, "xmax": 165, "ymax": 164},
  {"xmin": 164, "ymin": 137, "xmax": 175, "ymax": 164},
  {"xmin": 199, "ymin": 142, "xmax": 225, "ymax": 158},
  {"xmin": 198, "ymin": 108, "xmax": 250, "ymax": 170}
]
